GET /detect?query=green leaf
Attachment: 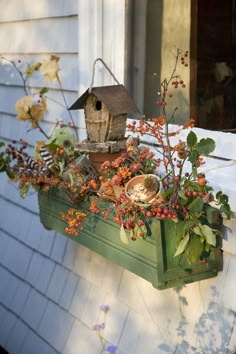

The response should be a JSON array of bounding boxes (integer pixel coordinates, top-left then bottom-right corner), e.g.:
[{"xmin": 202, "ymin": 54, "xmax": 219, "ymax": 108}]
[
  {"xmin": 184, "ymin": 221, "xmax": 195, "ymax": 231},
  {"xmin": 44, "ymin": 141, "xmax": 59, "ymax": 153},
  {"xmin": 178, "ymin": 188, "xmax": 188, "ymax": 201},
  {"xmin": 19, "ymin": 182, "xmax": 31, "ymax": 198},
  {"xmin": 134, "ymin": 223, "xmax": 147, "ymax": 239},
  {"xmin": 216, "ymin": 191, "xmax": 222, "ymax": 199},
  {"xmin": 0, "ymin": 160, "xmax": 5, "ymax": 171},
  {"xmin": 120, "ymin": 225, "xmax": 129, "ymax": 244},
  {"xmin": 187, "ymin": 196, "xmax": 203, "ymax": 212},
  {"xmin": 6, "ymin": 169, "xmax": 15, "ymax": 179},
  {"xmin": 188, "ymin": 150, "xmax": 199, "ymax": 164},
  {"xmin": 174, "ymin": 233, "xmax": 190, "ymax": 257},
  {"xmin": 193, "ymin": 225, "xmax": 202, "ymax": 236},
  {"xmin": 162, "ymin": 187, "xmax": 175, "ymax": 199},
  {"xmin": 199, "ymin": 224, "xmax": 216, "ymax": 246},
  {"xmin": 220, "ymin": 204, "xmax": 231, "ymax": 220},
  {"xmin": 205, "ymin": 243, "xmax": 212, "ymax": 252},
  {"xmin": 39, "ymin": 87, "xmax": 49, "ymax": 95},
  {"xmin": 195, "ymin": 138, "xmax": 216, "ymax": 155},
  {"xmin": 46, "ymin": 127, "xmax": 76, "ymax": 154},
  {"xmin": 193, "ymin": 225, "xmax": 205, "ymax": 243},
  {"xmin": 58, "ymin": 161, "xmax": 65, "ymax": 175},
  {"xmin": 219, "ymin": 194, "xmax": 229, "ymax": 204},
  {"xmin": 187, "ymin": 131, "xmax": 197, "ymax": 147},
  {"xmin": 186, "ymin": 236, "xmax": 204, "ymax": 264}
]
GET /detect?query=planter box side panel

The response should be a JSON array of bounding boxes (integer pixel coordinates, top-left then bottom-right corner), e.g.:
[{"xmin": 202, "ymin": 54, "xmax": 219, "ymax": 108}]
[
  {"xmin": 38, "ymin": 190, "xmax": 160, "ymax": 285},
  {"xmin": 155, "ymin": 218, "xmax": 222, "ymax": 289}
]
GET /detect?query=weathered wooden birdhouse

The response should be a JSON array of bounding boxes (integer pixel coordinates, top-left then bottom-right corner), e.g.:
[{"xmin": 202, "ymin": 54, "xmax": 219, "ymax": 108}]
[{"xmin": 69, "ymin": 85, "xmax": 140, "ymax": 143}]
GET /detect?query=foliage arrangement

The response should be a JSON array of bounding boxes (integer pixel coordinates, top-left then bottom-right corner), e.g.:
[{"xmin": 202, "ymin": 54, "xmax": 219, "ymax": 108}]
[{"xmin": 0, "ymin": 49, "xmax": 231, "ymax": 264}]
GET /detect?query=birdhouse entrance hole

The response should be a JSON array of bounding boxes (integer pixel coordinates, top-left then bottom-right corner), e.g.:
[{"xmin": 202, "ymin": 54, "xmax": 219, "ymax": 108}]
[{"xmin": 95, "ymin": 100, "xmax": 102, "ymax": 111}]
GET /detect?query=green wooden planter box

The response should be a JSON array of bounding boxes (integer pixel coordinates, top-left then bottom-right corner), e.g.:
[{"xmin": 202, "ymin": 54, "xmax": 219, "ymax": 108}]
[{"xmin": 38, "ymin": 188, "xmax": 223, "ymax": 290}]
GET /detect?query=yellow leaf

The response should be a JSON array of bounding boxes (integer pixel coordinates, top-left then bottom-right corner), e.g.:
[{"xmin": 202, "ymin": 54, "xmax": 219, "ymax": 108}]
[
  {"xmin": 120, "ymin": 225, "xmax": 129, "ymax": 245},
  {"xmin": 26, "ymin": 62, "xmax": 41, "ymax": 77},
  {"xmin": 15, "ymin": 95, "xmax": 47, "ymax": 128},
  {"xmin": 40, "ymin": 55, "xmax": 61, "ymax": 83}
]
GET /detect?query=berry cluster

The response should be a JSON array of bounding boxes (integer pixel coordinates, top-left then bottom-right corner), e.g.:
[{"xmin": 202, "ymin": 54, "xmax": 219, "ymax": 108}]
[
  {"xmin": 100, "ymin": 146, "xmax": 158, "ymax": 187},
  {"xmin": 180, "ymin": 50, "xmax": 189, "ymax": 67},
  {"xmin": 61, "ymin": 208, "xmax": 88, "ymax": 236}
]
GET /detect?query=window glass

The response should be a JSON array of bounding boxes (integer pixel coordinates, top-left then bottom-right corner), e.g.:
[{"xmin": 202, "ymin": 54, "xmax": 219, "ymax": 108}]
[
  {"xmin": 126, "ymin": 0, "xmax": 236, "ymax": 132},
  {"xmin": 193, "ymin": 0, "xmax": 236, "ymax": 132}
]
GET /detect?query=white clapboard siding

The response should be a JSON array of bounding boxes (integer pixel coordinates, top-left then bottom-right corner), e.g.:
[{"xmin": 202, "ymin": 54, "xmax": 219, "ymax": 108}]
[
  {"xmin": 0, "ymin": 84, "xmax": 78, "ymax": 120},
  {"xmin": 0, "ymin": 113, "xmax": 81, "ymax": 149},
  {"xmin": 0, "ymin": 0, "xmax": 82, "ymax": 207},
  {"xmin": 77, "ymin": 0, "xmax": 126, "ymax": 92},
  {"xmin": 2, "ymin": 2, "xmax": 236, "ymax": 354},
  {"xmin": 0, "ymin": 16, "xmax": 78, "ymax": 53},
  {"xmin": 0, "ymin": 0, "xmax": 77, "ymax": 22},
  {"xmin": 0, "ymin": 54, "xmax": 79, "ymax": 91}
]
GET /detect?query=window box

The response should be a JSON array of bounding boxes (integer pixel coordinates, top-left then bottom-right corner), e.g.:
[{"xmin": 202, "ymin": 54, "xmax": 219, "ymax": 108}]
[{"xmin": 38, "ymin": 188, "xmax": 222, "ymax": 290}]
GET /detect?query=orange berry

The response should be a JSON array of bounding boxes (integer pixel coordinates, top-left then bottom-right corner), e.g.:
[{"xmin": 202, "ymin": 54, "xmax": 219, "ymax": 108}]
[{"xmin": 197, "ymin": 177, "xmax": 206, "ymax": 186}]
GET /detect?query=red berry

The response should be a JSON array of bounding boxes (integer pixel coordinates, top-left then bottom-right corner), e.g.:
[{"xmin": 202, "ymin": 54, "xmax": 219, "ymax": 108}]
[
  {"xmin": 137, "ymin": 220, "xmax": 144, "ymax": 227},
  {"xmin": 185, "ymin": 190, "xmax": 192, "ymax": 197},
  {"xmin": 173, "ymin": 176, "xmax": 179, "ymax": 182}
]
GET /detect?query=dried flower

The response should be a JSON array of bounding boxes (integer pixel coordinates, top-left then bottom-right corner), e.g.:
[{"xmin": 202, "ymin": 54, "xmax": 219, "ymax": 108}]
[
  {"xmin": 40, "ymin": 54, "xmax": 60, "ymax": 83},
  {"xmin": 15, "ymin": 94, "xmax": 47, "ymax": 128}
]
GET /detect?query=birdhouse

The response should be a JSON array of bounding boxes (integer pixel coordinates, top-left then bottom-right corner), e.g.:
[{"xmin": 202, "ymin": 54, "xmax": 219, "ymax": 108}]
[{"xmin": 69, "ymin": 85, "xmax": 140, "ymax": 143}]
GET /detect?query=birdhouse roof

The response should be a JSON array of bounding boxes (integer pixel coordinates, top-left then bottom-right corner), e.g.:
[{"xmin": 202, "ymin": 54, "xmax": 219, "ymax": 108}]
[{"xmin": 69, "ymin": 85, "xmax": 140, "ymax": 116}]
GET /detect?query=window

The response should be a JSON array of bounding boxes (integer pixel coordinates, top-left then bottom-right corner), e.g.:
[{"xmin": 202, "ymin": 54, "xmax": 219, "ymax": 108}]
[
  {"xmin": 126, "ymin": 0, "xmax": 236, "ymax": 132},
  {"xmin": 191, "ymin": 0, "xmax": 236, "ymax": 132}
]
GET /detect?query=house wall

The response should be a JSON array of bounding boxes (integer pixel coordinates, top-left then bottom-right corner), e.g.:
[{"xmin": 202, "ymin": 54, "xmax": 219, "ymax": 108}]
[
  {"xmin": 0, "ymin": 1, "xmax": 236, "ymax": 354},
  {"xmin": 161, "ymin": 0, "xmax": 191, "ymax": 124}
]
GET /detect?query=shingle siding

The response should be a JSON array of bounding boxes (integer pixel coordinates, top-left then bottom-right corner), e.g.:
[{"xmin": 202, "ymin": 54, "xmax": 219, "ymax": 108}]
[{"xmin": 1, "ymin": 1, "xmax": 236, "ymax": 354}]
